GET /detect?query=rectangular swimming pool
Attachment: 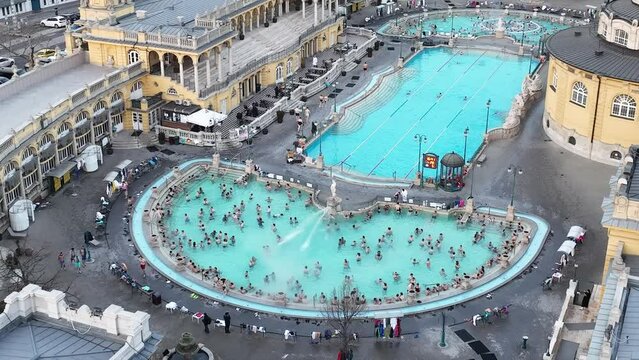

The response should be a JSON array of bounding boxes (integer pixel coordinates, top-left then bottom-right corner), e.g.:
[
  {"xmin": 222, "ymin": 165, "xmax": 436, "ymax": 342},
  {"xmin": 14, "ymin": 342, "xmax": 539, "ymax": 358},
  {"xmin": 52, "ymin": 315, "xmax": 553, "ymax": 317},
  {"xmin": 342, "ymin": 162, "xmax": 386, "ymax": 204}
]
[{"xmin": 306, "ymin": 48, "xmax": 536, "ymax": 180}]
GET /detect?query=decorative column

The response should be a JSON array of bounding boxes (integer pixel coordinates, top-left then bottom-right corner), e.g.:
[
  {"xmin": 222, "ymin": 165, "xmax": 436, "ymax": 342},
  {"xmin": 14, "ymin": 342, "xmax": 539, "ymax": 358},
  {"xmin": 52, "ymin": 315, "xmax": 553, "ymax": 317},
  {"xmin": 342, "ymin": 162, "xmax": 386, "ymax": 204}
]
[
  {"xmin": 241, "ymin": 19, "xmax": 245, "ymax": 34},
  {"xmin": 193, "ymin": 58, "xmax": 200, "ymax": 95},
  {"xmin": 256, "ymin": 9, "xmax": 260, "ymax": 27},
  {"xmin": 264, "ymin": 9, "xmax": 267, "ymax": 23},
  {"xmin": 302, "ymin": 0, "xmax": 306, "ymax": 18},
  {"xmin": 227, "ymin": 44, "xmax": 233, "ymax": 75},
  {"xmin": 216, "ymin": 48, "xmax": 223, "ymax": 81},
  {"xmin": 285, "ymin": 0, "xmax": 289, "ymax": 13},
  {"xmin": 321, "ymin": 0, "xmax": 325, "ymax": 20},
  {"xmin": 178, "ymin": 57, "xmax": 184, "ymax": 86},
  {"xmin": 206, "ymin": 53, "xmax": 212, "ymax": 87},
  {"xmin": 313, "ymin": 0, "xmax": 318, "ymax": 26},
  {"xmin": 159, "ymin": 54, "xmax": 165, "ymax": 77},
  {"xmin": 248, "ymin": 14, "xmax": 253, "ymax": 31}
]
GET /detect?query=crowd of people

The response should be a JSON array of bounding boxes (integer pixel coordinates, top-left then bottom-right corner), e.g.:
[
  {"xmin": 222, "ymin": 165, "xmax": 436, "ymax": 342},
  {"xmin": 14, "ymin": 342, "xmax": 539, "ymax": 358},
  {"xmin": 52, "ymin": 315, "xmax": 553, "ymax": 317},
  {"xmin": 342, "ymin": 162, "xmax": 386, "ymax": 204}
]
[{"xmin": 147, "ymin": 166, "xmax": 531, "ymax": 308}]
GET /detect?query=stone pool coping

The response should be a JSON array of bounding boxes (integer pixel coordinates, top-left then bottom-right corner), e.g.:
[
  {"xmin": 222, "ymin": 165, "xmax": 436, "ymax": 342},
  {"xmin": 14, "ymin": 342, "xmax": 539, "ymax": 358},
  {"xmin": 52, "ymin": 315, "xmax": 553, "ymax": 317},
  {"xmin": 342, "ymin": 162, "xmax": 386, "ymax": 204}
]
[{"xmin": 132, "ymin": 158, "xmax": 550, "ymax": 319}]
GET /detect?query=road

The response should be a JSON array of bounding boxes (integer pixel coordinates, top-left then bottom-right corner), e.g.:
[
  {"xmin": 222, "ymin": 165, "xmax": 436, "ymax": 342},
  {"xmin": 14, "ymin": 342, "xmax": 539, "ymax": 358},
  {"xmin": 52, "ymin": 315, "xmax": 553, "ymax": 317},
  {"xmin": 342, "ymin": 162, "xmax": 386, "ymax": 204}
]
[{"xmin": 0, "ymin": 1, "xmax": 79, "ymax": 69}]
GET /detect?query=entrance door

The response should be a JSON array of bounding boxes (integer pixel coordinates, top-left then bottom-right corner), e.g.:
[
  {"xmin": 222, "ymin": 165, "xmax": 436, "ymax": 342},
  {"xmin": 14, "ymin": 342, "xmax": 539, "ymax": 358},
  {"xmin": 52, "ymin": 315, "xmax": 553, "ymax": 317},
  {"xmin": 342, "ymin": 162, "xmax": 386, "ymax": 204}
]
[
  {"xmin": 31, "ymin": 0, "xmax": 41, "ymax": 11},
  {"xmin": 132, "ymin": 112, "xmax": 143, "ymax": 131}
]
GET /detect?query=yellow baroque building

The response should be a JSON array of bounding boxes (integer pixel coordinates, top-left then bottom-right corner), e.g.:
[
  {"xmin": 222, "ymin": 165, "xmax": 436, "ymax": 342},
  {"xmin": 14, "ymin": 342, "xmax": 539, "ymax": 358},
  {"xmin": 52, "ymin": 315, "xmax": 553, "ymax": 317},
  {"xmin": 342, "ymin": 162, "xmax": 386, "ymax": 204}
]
[
  {"xmin": 543, "ymin": 0, "xmax": 639, "ymax": 165},
  {"xmin": 0, "ymin": 0, "xmax": 345, "ymax": 232}
]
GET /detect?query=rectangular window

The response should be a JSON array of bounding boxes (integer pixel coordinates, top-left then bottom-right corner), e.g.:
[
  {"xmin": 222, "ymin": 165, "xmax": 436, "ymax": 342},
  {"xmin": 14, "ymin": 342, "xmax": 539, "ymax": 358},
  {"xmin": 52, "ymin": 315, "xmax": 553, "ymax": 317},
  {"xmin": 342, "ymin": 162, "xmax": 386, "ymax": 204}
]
[
  {"xmin": 58, "ymin": 144, "xmax": 73, "ymax": 162},
  {"xmin": 94, "ymin": 122, "xmax": 109, "ymax": 139},
  {"xmin": 550, "ymin": 69, "xmax": 558, "ymax": 92},
  {"xmin": 5, "ymin": 185, "xmax": 20, "ymax": 206},
  {"xmin": 75, "ymin": 131, "xmax": 92, "ymax": 151},
  {"xmin": 23, "ymin": 170, "xmax": 38, "ymax": 192},
  {"xmin": 40, "ymin": 156, "xmax": 56, "ymax": 175}
]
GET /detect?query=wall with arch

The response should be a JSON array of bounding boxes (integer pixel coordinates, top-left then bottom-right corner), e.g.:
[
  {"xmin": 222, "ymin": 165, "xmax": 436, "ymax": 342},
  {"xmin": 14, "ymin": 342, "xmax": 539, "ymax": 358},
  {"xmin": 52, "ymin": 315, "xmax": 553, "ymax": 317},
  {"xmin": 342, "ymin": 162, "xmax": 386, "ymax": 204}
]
[
  {"xmin": 543, "ymin": 56, "xmax": 639, "ymax": 164},
  {"xmin": 598, "ymin": 12, "xmax": 639, "ymax": 50}
]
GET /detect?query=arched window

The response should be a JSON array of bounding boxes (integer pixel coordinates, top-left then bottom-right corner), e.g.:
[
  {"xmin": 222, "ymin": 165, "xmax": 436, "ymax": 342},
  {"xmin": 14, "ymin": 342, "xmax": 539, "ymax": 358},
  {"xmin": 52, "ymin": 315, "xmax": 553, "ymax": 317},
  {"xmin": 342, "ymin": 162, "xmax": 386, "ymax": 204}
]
[
  {"xmin": 612, "ymin": 94, "xmax": 637, "ymax": 119},
  {"xmin": 568, "ymin": 136, "xmax": 576, "ymax": 145},
  {"xmin": 39, "ymin": 134, "xmax": 54, "ymax": 149},
  {"xmin": 286, "ymin": 59, "xmax": 293, "ymax": 76},
  {"xmin": 5, "ymin": 162, "xmax": 16, "ymax": 177},
  {"xmin": 551, "ymin": 68, "xmax": 558, "ymax": 90},
  {"xmin": 111, "ymin": 91, "xmax": 123, "ymax": 103},
  {"xmin": 75, "ymin": 111, "xmax": 89, "ymax": 124},
  {"xmin": 614, "ymin": 29, "xmax": 628, "ymax": 46},
  {"xmin": 131, "ymin": 81, "xmax": 143, "ymax": 99},
  {"xmin": 128, "ymin": 50, "xmax": 140, "ymax": 64},
  {"xmin": 570, "ymin": 82, "xmax": 588, "ymax": 106},
  {"xmin": 275, "ymin": 64, "xmax": 283, "ymax": 82},
  {"xmin": 93, "ymin": 100, "xmax": 106, "ymax": 113},
  {"xmin": 57, "ymin": 122, "xmax": 70, "ymax": 137},
  {"xmin": 601, "ymin": 23, "xmax": 608, "ymax": 37},
  {"xmin": 22, "ymin": 147, "xmax": 34, "ymax": 160},
  {"xmin": 611, "ymin": 151, "xmax": 623, "ymax": 160}
]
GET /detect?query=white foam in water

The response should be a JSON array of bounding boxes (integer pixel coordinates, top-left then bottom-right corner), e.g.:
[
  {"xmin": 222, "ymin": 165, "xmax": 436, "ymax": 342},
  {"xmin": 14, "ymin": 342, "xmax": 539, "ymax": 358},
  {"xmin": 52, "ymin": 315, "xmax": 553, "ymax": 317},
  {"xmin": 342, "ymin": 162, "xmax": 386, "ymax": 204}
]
[
  {"xmin": 277, "ymin": 208, "xmax": 326, "ymax": 247},
  {"xmin": 300, "ymin": 208, "xmax": 328, "ymax": 251}
]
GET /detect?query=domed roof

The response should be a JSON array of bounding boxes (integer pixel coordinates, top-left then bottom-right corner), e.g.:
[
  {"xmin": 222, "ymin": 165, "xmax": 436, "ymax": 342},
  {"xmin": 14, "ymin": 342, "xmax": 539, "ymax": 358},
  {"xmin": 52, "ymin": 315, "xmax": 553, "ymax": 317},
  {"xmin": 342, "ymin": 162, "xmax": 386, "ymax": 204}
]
[{"xmin": 440, "ymin": 152, "xmax": 464, "ymax": 168}]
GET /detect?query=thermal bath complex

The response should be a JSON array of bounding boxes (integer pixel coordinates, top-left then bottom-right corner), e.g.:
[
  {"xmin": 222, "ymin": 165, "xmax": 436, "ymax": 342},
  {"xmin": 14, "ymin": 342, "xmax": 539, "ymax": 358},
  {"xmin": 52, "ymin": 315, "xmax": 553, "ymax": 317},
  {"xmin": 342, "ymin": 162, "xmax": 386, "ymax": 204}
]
[{"xmin": 132, "ymin": 160, "xmax": 549, "ymax": 318}]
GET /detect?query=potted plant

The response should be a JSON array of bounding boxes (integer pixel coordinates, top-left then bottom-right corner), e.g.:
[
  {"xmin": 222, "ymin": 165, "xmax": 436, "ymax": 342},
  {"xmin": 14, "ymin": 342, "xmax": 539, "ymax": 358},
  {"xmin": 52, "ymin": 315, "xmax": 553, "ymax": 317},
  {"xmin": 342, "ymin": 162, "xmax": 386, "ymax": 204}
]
[
  {"xmin": 366, "ymin": 47, "xmax": 373, "ymax": 58},
  {"xmin": 239, "ymin": 33, "xmax": 245, "ymax": 40},
  {"xmin": 289, "ymin": 109, "xmax": 295, "ymax": 115},
  {"xmin": 273, "ymin": 17, "xmax": 278, "ymax": 23},
  {"xmin": 374, "ymin": 41, "xmax": 380, "ymax": 50},
  {"xmin": 264, "ymin": 21, "xmax": 269, "ymax": 27},
  {"xmin": 276, "ymin": 110, "xmax": 285, "ymax": 123}
]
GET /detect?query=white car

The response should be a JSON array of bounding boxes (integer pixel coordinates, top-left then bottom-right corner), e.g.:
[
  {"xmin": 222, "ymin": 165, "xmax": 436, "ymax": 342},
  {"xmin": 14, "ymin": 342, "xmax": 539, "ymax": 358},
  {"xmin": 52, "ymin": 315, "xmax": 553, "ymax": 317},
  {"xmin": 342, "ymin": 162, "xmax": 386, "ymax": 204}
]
[
  {"xmin": 40, "ymin": 16, "xmax": 67, "ymax": 28},
  {"xmin": 0, "ymin": 57, "xmax": 14, "ymax": 67}
]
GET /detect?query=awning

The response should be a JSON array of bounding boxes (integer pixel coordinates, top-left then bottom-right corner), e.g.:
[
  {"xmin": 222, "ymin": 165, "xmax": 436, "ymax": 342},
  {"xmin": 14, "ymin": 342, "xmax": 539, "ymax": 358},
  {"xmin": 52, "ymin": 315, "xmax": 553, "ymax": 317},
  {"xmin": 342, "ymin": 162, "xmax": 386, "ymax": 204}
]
[
  {"xmin": 103, "ymin": 171, "xmax": 119, "ymax": 183},
  {"xmin": 47, "ymin": 160, "xmax": 77, "ymax": 178},
  {"xmin": 115, "ymin": 159, "xmax": 132, "ymax": 171},
  {"xmin": 557, "ymin": 240, "xmax": 576, "ymax": 256},
  {"xmin": 183, "ymin": 108, "xmax": 226, "ymax": 127},
  {"xmin": 162, "ymin": 101, "xmax": 200, "ymax": 116},
  {"xmin": 567, "ymin": 226, "xmax": 585, "ymax": 240}
]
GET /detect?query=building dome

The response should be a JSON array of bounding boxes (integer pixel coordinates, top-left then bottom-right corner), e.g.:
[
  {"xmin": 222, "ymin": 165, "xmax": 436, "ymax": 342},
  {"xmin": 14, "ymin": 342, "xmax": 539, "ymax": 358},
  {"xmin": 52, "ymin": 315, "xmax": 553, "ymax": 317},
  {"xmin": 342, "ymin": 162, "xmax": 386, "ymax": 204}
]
[
  {"xmin": 440, "ymin": 152, "xmax": 464, "ymax": 168},
  {"xmin": 598, "ymin": 0, "xmax": 639, "ymax": 50}
]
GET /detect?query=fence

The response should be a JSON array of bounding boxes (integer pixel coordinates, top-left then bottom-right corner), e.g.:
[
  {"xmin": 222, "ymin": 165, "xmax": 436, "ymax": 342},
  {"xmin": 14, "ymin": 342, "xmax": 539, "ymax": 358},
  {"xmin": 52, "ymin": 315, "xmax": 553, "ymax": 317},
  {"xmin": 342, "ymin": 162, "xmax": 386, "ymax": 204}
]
[{"xmin": 155, "ymin": 125, "xmax": 222, "ymax": 147}]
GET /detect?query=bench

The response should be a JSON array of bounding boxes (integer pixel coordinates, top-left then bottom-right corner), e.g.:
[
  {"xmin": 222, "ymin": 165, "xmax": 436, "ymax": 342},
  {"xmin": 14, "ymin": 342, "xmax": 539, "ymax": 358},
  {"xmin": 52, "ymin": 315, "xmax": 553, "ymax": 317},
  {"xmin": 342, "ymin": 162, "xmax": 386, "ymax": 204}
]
[{"xmin": 476, "ymin": 154, "xmax": 487, "ymax": 164}]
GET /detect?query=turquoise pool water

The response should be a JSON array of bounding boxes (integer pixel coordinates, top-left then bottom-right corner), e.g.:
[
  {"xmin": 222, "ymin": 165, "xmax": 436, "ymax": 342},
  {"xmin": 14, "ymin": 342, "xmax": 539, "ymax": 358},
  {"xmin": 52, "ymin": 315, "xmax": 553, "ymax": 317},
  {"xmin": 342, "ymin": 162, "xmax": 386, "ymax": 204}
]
[
  {"xmin": 306, "ymin": 48, "xmax": 536, "ymax": 180},
  {"xmin": 164, "ymin": 174, "xmax": 499, "ymax": 302},
  {"xmin": 132, "ymin": 160, "xmax": 550, "ymax": 318},
  {"xmin": 380, "ymin": 13, "xmax": 571, "ymax": 45}
]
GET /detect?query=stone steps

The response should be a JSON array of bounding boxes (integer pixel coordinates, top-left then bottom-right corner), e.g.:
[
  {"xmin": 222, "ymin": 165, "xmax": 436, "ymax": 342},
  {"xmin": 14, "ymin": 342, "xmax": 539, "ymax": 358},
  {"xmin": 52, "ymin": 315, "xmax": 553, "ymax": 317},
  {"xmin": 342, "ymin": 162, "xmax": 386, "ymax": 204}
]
[{"xmin": 111, "ymin": 131, "xmax": 158, "ymax": 150}]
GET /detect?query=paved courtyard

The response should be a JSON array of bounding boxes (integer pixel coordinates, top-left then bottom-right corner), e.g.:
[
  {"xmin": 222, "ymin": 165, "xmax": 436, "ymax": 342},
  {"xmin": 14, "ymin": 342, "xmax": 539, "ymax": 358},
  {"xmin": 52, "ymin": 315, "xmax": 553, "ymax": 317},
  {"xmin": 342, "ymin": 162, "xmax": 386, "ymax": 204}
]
[{"xmin": 1, "ymin": 1, "xmax": 613, "ymax": 359}]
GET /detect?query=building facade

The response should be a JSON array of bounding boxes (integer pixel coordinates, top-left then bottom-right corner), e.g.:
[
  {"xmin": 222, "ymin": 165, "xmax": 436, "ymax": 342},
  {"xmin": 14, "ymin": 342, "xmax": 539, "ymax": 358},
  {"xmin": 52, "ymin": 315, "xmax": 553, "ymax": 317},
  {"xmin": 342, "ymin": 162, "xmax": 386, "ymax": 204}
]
[
  {"xmin": 543, "ymin": 0, "xmax": 639, "ymax": 165},
  {"xmin": 0, "ymin": 0, "xmax": 32, "ymax": 19}
]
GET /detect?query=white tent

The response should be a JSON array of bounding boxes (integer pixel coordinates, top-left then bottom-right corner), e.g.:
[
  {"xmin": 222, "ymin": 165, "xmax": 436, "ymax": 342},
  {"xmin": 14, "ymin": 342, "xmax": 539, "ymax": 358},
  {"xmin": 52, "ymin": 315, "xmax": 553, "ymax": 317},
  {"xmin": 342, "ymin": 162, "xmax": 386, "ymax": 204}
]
[
  {"xmin": 557, "ymin": 240, "xmax": 576, "ymax": 257},
  {"xmin": 183, "ymin": 109, "xmax": 226, "ymax": 127},
  {"xmin": 567, "ymin": 226, "xmax": 586, "ymax": 240}
]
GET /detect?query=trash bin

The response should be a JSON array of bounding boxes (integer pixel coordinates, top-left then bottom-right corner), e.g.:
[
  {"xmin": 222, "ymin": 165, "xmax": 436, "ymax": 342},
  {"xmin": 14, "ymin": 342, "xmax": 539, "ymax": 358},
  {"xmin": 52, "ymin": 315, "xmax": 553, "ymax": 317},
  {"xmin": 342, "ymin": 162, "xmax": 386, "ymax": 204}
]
[{"xmin": 152, "ymin": 292, "xmax": 162, "ymax": 305}]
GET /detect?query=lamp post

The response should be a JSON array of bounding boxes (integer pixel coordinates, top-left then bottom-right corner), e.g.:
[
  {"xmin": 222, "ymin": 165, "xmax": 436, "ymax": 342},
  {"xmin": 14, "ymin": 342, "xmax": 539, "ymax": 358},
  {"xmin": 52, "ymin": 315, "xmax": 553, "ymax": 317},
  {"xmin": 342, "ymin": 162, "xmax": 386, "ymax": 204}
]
[
  {"xmin": 439, "ymin": 311, "xmax": 447, "ymax": 347},
  {"xmin": 462, "ymin": 127, "xmax": 469, "ymax": 164},
  {"xmin": 507, "ymin": 165, "xmax": 523, "ymax": 207},
  {"xmin": 469, "ymin": 162, "xmax": 479, "ymax": 199},
  {"xmin": 484, "ymin": 99, "xmax": 491, "ymax": 134},
  {"xmin": 332, "ymin": 81, "xmax": 339, "ymax": 113},
  {"xmin": 414, "ymin": 133, "xmax": 427, "ymax": 187}
]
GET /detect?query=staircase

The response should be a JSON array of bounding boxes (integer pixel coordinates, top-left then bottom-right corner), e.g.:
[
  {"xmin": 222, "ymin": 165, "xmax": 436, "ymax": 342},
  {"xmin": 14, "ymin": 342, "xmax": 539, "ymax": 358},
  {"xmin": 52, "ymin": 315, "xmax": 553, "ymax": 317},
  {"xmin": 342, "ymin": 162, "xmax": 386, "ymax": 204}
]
[
  {"xmin": 130, "ymin": 333, "xmax": 163, "ymax": 360},
  {"xmin": 110, "ymin": 131, "xmax": 158, "ymax": 150}
]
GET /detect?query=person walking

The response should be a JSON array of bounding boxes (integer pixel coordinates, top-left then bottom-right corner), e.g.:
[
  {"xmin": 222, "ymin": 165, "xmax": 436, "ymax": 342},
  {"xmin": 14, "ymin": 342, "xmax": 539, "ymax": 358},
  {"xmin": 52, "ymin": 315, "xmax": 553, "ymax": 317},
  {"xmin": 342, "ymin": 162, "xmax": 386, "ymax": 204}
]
[
  {"xmin": 74, "ymin": 256, "xmax": 82, "ymax": 273},
  {"xmin": 223, "ymin": 312, "xmax": 231, "ymax": 333},
  {"xmin": 57, "ymin": 252, "xmax": 65, "ymax": 269},
  {"xmin": 139, "ymin": 257, "xmax": 147, "ymax": 278},
  {"xmin": 363, "ymin": 62, "xmax": 368, "ymax": 71},
  {"xmin": 202, "ymin": 313, "xmax": 212, "ymax": 333}
]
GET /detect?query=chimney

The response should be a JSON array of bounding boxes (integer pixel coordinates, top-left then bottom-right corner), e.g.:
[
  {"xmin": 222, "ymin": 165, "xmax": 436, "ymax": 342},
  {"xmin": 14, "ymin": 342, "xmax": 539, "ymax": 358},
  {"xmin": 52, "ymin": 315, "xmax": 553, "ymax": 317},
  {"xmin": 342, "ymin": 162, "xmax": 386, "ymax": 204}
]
[
  {"xmin": 136, "ymin": 10, "xmax": 146, "ymax": 19},
  {"xmin": 177, "ymin": 15, "xmax": 184, "ymax": 26}
]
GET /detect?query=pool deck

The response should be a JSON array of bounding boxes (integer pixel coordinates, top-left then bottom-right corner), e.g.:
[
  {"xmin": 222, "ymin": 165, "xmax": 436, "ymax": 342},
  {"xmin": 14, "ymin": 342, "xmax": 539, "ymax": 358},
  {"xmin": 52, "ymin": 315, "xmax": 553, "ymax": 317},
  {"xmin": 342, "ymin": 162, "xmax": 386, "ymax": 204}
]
[{"xmin": 4, "ymin": 2, "xmax": 618, "ymax": 359}]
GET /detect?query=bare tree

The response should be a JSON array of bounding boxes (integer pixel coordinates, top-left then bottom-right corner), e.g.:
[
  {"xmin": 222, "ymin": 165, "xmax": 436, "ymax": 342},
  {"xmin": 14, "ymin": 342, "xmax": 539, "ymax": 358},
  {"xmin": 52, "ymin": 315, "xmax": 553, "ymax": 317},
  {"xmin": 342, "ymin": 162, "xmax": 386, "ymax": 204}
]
[
  {"xmin": 0, "ymin": 241, "xmax": 70, "ymax": 296},
  {"xmin": 322, "ymin": 284, "xmax": 367, "ymax": 358}
]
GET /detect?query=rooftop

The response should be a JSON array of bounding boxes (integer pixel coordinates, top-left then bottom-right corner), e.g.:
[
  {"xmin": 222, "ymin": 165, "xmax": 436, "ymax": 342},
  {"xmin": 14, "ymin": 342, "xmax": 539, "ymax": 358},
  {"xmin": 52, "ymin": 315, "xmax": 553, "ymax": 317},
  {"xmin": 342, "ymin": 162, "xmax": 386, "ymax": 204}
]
[
  {"xmin": 546, "ymin": 25, "xmax": 639, "ymax": 83},
  {"xmin": 115, "ymin": 0, "xmax": 227, "ymax": 36},
  {"xmin": 0, "ymin": 317, "xmax": 123, "ymax": 360},
  {"xmin": 605, "ymin": 0, "xmax": 639, "ymax": 23},
  {"xmin": 0, "ymin": 56, "xmax": 114, "ymax": 139}
]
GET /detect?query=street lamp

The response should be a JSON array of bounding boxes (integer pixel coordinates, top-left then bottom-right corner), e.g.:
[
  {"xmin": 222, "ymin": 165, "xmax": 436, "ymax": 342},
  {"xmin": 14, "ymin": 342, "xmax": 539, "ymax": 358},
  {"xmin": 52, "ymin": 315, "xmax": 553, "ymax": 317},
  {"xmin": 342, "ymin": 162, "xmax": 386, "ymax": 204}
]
[
  {"xmin": 469, "ymin": 162, "xmax": 480, "ymax": 199},
  {"xmin": 484, "ymin": 99, "xmax": 491, "ymax": 134},
  {"xmin": 507, "ymin": 165, "xmax": 523, "ymax": 207},
  {"xmin": 462, "ymin": 127, "xmax": 469, "ymax": 164},
  {"xmin": 439, "ymin": 311, "xmax": 447, "ymax": 347},
  {"xmin": 414, "ymin": 134, "xmax": 427, "ymax": 187},
  {"xmin": 332, "ymin": 82, "xmax": 339, "ymax": 113}
]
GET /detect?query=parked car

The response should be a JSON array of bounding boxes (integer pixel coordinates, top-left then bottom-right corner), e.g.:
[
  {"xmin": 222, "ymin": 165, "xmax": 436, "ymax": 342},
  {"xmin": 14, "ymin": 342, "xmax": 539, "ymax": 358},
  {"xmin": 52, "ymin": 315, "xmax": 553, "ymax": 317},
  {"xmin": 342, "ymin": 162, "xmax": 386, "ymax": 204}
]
[
  {"xmin": 61, "ymin": 13, "xmax": 80, "ymax": 22},
  {"xmin": 0, "ymin": 67, "xmax": 25, "ymax": 78},
  {"xmin": 40, "ymin": 16, "xmax": 67, "ymax": 28},
  {"xmin": 0, "ymin": 57, "xmax": 14, "ymax": 67},
  {"xmin": 35, "ymin": 48, "xmax": 58, "ymax": 60}
]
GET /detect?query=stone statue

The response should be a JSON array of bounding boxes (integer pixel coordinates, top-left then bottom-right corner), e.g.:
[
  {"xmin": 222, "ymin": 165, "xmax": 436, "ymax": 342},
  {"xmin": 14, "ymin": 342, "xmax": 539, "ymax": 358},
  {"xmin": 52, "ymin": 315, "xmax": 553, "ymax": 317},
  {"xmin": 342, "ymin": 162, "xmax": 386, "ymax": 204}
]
[
  {"xmin": 496, "ymin": 17, "xmax": 505, "ymax": 31},
  {"xmin": 80, "ymin": 0, "xmax": 89, "ymax": 8},
  {"xmin": 330, "ymin": 179, "xmax": 337, "ymax": 198}
]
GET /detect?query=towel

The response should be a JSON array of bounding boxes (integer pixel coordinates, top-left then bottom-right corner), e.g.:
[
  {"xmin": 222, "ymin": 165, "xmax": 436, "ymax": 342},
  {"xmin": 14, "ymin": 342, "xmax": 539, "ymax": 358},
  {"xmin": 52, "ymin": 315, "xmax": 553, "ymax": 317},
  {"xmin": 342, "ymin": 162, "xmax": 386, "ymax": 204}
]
[
  {"xmin": 284, "ymin": 330, "xmax": 291, "ymax": 340},
  {"xmin": 251, "ymin": 325, "xmax": 258, "ymax": 333}
]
